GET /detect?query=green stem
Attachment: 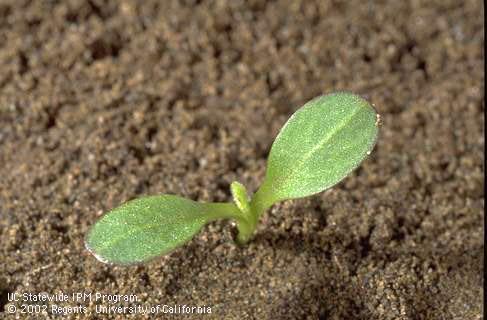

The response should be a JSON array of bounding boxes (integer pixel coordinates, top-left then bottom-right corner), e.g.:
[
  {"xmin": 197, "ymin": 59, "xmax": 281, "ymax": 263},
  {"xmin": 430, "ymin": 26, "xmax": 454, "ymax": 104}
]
[
  {"xmin": 202, "ymin": 202, "xmax": 245, "ymax": 222},
  {"xmin": 202, "ymin": 183, "xmax": 276, "ymax": 245},
  {"xmin": 201, "ymin": 202, "xmax": 253, "ymax": 244},
  {"xmin": 237, "ymin": 184, "xmax": 275, "ymax": 244},
  {"xmin": 249, "ymin": 186, "xmax": 275, "ymax": 225}
]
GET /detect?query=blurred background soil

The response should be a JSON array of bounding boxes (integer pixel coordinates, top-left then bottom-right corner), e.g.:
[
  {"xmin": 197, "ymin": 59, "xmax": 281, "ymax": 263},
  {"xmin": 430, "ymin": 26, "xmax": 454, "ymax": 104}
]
[{"xmin": 0, "ymin": 1, "xmax": 484, "ymax": 319}]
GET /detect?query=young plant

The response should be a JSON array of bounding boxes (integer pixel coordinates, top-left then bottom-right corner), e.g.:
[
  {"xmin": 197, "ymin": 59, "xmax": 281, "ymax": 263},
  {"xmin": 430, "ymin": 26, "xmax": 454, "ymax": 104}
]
[{"xmin": 85, "ymin": 92, "xmax": 380, "ymax": 265}]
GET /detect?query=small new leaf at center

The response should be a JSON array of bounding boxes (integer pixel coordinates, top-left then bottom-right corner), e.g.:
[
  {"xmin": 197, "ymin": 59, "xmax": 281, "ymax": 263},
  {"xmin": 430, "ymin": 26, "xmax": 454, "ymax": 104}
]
[{"xmin": 231, "ymin": 181, "xmax": 251, "ymax": 215}]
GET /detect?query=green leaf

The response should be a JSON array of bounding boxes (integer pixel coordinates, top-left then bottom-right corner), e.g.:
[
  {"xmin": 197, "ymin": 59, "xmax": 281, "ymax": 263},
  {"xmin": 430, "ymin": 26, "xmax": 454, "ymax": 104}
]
[
  {"xmin": 230, "ymin": 181, "xmax": 255, "ymax": 244},
  {"xmin": 230, "ymin": 181, "xmax": 250, "ymax": 215},
  {"xmin": 256, "ymin": 92, "xmax": 379, "ymax": 203},
  {"xmin": 85, "ymin": 195, "xmax": 231, "ymax": 265}
]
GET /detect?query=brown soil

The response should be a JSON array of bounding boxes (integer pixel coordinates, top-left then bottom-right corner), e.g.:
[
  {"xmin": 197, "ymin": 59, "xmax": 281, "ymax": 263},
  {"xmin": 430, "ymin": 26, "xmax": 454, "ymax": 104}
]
[{"xmin": 0, "ymin": 1, "xmax": 484, "ymax": 319}]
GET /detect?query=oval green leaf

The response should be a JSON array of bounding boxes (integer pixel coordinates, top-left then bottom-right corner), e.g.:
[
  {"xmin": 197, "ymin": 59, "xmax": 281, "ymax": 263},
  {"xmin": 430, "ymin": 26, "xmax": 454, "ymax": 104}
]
[
  {"xmin": 257, "ymin": 92, "xmax": 379, "ymax": 203},
  {"xmin": 85, "ymin": 195, "xmax": 212, "ymax": 265}
]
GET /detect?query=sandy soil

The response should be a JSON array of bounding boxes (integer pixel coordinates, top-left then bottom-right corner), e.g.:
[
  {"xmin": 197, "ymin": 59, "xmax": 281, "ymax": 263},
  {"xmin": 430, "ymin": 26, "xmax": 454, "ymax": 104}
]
[{"xmin": 0, "ymin": 1, "xmax": 484, "ymax": 319}]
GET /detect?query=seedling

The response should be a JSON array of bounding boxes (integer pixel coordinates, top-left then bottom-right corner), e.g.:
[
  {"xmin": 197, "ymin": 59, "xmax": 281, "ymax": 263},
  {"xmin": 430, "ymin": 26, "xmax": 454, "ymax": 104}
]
[{"xmin": 85, "ymin": 92, "xmax": 380, "ymax": 265}]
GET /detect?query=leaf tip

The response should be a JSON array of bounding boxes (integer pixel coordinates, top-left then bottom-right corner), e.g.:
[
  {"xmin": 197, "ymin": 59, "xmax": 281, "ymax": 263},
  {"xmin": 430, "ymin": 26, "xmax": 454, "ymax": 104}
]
[{"xmin": 84, "ymin": 226, "xmax": 114, "ymax": 265}]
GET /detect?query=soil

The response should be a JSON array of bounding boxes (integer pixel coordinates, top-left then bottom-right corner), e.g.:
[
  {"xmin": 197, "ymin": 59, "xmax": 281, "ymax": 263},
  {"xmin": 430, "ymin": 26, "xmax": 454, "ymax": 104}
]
[{"xmin": 0, "ymin": 1, "xmax": 484, "ymax": 319}]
